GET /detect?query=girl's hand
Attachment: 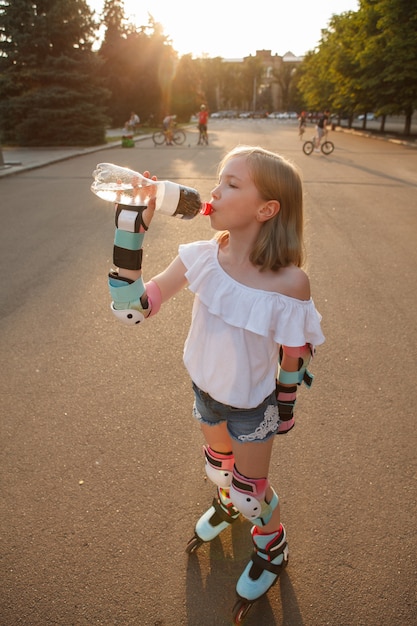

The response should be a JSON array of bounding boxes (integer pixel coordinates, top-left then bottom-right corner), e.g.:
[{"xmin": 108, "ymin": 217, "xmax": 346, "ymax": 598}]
[{"xmin": 141, "ymin": 170, "xmax": 157, "ymax": 228}]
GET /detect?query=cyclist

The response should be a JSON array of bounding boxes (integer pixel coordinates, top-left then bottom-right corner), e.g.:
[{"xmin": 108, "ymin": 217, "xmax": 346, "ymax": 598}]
[
  {"xmin": 315, "ymin": 109, "xmax": 330, "ymax": 151},
  {"xmin": 162, "ymin": 114, "xmax": 176, "ymax": 145}
]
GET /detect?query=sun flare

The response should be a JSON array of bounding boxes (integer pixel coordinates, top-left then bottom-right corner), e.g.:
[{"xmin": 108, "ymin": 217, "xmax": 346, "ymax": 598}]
[{"xmin": 88, "ymin": 0, "xmax": 360, "ymax": 59}]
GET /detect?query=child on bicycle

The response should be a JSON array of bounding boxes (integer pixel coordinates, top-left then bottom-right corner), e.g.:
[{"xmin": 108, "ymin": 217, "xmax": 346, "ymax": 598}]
[
  {"xmin": 162, "ymin": 114, "xmax": 176, "ymax": 145},
  {"xmin": 106, "ymin": 145, "xmax": 325, "ymax": 611},
  {"xmin": 315, "ymin": 109, "xmax": 330, "ymax": 150}
]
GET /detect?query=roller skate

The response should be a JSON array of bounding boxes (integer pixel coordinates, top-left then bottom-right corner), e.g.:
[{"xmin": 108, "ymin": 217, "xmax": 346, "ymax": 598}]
[
  {"xmin": 232, "ymin": 524, "xmax": 289, "ymax": 624},
  {"xmin": 185, "ymin": 487, "xmax": 240, "ymax": 553}
]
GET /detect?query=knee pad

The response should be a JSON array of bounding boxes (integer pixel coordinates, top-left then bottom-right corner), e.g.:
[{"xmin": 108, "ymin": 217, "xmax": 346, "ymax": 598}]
[
  {"xmin": 203, "ymin": 446, "xmax": 234, "ymax": 489},
  {"xmin": 230, "ymin": 466, "xmax": 279, "ymax": 527}
]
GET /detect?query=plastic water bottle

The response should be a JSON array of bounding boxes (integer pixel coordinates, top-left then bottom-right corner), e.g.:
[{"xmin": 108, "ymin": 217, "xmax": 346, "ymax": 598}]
[{"xmin": 91, "ymin": 162, "xmax": 203, "ymax": 219}]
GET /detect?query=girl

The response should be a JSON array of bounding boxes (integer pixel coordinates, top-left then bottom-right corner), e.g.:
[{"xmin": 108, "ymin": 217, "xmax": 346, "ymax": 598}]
[{"xmin": 107, "ymin": 145, "xmax": 325, "ymax": 612}]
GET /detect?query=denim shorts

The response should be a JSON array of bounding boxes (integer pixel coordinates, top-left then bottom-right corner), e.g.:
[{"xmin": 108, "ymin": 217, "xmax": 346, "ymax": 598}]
[{"xmin": 192, "ymin": 382, "xmax": 280, "ymax": 443}]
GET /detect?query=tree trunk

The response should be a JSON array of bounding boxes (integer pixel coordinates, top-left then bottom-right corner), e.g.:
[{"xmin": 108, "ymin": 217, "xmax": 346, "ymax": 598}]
[
  {"xmin": 380, "ymin": 115, "xmax": 386, "ymax": 132},
  {"xmin": 404, "ymin": 108, "xmax": 412, "ymax": 136}
]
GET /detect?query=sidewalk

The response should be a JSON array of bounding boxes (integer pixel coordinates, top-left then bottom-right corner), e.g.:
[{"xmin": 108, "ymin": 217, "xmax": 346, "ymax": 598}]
[{"xmin": 0, "ymin": 129, "xmax": 149, "ymax": 179}]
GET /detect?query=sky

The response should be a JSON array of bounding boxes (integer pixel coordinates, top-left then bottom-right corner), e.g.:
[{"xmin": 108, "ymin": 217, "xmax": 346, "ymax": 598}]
[{"xmin": 87, "ymin": 0, "xmax": 359, "ymax": 59}]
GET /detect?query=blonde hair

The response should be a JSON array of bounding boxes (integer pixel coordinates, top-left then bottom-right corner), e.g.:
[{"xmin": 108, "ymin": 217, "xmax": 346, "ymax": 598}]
[{"xmin": 215, "ymin": 146, "xmax": 305, "ymax": 271}]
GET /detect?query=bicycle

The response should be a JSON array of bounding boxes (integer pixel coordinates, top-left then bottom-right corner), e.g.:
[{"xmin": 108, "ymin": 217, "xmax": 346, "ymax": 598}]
[
  {"xmin": 152, "ymin": 126, "xmax": 186, "ymax": 146},
  {"xmin": 302, "ymin": 130, "xmax": 334, "ymax": 155}
]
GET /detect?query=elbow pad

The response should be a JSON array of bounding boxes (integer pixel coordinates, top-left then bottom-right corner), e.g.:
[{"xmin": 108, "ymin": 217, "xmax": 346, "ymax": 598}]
[
  {"xmin": 276, "ymin": 344, "xmax": 315, "ymax": 434},
  {"xmin": 108, "ymin": 274, "xmax": 162, "ymax": 325},
  {"xmin": 278, "ymin": 344, "xmax": 314, "ymax": 388}
]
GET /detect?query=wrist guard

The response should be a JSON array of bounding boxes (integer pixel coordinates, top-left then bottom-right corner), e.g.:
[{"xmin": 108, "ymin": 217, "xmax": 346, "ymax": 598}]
[
  {"xmin": 113, "ymin": 204, "xmax": 147, "ymax": 270},
  {"xmin": 276, "ymin": 383, "xmax": 297, "ymax": 434}
]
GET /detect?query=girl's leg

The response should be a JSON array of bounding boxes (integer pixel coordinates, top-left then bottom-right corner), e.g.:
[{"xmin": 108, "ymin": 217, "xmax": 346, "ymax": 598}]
[
  {"xmin": 231, "ymin": 438, "xmax": 281, "ymax": 533},
  {"xmin": 231, "ymin": 438, "xmax": 288, "ymax": 604},
  {"xmin": 200, "ymin": 423, "xmax": 280, "ymax": 532},
  {"xmin": 200, "ymin": 421, "xmax": 233, "ymax": 453},
  {"xmin": 188, "ymin": 422, "xmax": 240, "ymax": 545},
  {"xmin": 199, "ymin": 417, "xmax": 288, "ymax": 604}
]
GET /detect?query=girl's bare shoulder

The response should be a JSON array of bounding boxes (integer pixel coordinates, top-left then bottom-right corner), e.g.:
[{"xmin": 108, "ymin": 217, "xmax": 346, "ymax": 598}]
[{"xmin": 273, "ymin": 265, "xmax": 311, "ymax": 300}]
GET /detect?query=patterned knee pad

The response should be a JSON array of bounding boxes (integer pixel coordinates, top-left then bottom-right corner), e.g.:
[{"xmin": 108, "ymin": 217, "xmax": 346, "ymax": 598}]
[
  {"xmin": 230, "ymin": 466, "xmax": 279, "ymax": 527},
  {"xmin": 203, "ymin": 446, "xmax": 234, "ymax": 489}
]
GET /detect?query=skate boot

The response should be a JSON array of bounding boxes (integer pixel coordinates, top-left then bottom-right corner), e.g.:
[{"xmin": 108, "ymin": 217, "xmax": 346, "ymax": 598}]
[
  {"xmin": 185, "ymin": 487, "xmax": 240, "ymax": 553},
  {"xmin": 232, "ymin": 525, "xmax": 289, "ymax": 623}
]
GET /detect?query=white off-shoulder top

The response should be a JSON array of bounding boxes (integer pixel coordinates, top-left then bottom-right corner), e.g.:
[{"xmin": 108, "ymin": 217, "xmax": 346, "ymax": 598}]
[{"xmin": 179, "ymin": 240, "xmax": 325, "ymax": 409}]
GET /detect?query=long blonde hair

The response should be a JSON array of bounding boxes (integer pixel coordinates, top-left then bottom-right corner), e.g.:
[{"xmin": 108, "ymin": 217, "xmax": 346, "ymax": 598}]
[{"xmin": 215, "ymin": 146, "xmax": 305, "ymax": 271}]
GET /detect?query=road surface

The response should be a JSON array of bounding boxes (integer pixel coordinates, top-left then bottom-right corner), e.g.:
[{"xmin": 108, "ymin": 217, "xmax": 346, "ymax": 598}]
[{"xmin": 1, "ymin": 119, "xmax": 416, "ymax": 625}]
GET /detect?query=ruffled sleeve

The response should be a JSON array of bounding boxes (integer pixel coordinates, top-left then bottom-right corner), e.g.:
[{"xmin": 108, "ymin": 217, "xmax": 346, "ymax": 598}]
[{"xmin": 179, "ymin": 240, "xmax": 325, "ymax": 347}]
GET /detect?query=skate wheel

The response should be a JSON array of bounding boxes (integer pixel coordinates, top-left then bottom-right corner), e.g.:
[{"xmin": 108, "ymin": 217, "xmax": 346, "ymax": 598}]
[
  {"xmin": 232, "ymin": 598, "xmax": 254, "ymax": 624},
  {"xmin": 185, "ymin": 534, "xmax": 204, "ymax": 554}
]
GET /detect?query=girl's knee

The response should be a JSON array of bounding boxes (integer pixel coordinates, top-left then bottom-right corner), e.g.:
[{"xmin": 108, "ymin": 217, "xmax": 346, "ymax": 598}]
[{"xmin": 229, "ymin": 466, "xmax": 279, "ymax": 527}]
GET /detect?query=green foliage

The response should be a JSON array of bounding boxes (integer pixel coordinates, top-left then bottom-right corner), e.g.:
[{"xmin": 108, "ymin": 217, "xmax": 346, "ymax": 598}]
[
  {"xmin": 1, "ymin": 0, "xmax": 415, "ymax": 144},
  {"xmin": 171, "ymin": 55, "xmax": 202, "ymax": 121},
  {"xmin": 0, "ymin": 0, "xmax": 109, "ymax": 146},
  {"xmin": 296, "ymin": 0, "xmax": 417, "ymax": 135},
  {"xmin": 97, "ymin": 7, "xmax": 180, "ymax": 126}
]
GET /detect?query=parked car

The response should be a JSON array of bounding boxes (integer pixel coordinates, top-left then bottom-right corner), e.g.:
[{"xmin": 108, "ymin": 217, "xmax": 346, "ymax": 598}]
[
  {"xmin": 251, "ymin": 110, "xmax": 269, "ymax": 118},
  {"xmin": 267, "ymin": 111, "xmax": 298, "ymax": 119},
  {"xmin": 211, "ymin": 110, "xmax": 238, "ymax": 119},
  {"xmin": 358, "ymin": 113, "xmax": 377, "ymax": 121}
]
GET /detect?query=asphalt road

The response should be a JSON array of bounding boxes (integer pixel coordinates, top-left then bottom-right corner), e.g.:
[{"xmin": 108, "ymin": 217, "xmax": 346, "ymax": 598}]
[{"xmin": 1, "ymin": 120, "xmax": 416, "ymax": 626}]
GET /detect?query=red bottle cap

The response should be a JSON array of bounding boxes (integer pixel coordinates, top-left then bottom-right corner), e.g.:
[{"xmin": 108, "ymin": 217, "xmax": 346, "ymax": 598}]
[{"xmin": 200, "ymin": 202, "xmax": 213, "ymax": 215}]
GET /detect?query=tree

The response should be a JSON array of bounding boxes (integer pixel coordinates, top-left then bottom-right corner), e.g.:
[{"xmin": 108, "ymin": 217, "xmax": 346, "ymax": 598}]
[
  {"xmin": 357, "ymin": 0, "xmax": 417, "ymax": 135},
  {"xmin": 192, "ymin": 57, "xmax": 224, "ymax": 113},
  {"xmin": 97, "ymin": 10, "xmax": 178, "ymax": 126},
  {"xmin": 242, "ymin": 56, "xmax": 265, "ymax": 111},
  {"xmin": 96, "ymin": 0, "xmax": 132, "ymax": 125},
  {"xmin": 297, "ymin": 1, "xmax": 417, "ymax": 136},
  {"xmin": 0, "ymin": 0, "xmax": 109, "ymax": 146},
  {"xmin": 171, "ymin": 54, "xmax": 202, "ymax": 121},
  {"xmin": 297, "ymin": 12, "xmax": 363, "ymax": 119},
  {"xmin": 272, "ymin": 61, "xmax": 298, "ymax": 112}
]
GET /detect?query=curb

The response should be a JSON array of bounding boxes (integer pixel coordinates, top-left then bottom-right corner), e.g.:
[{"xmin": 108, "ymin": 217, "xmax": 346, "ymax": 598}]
[
  {"xmin": 0, "ymin": 134, "xmax": 152, "ymax": 179},
  {"xmin": 334, "ymin": 125, "xmax": 417, "ymax": 149}
]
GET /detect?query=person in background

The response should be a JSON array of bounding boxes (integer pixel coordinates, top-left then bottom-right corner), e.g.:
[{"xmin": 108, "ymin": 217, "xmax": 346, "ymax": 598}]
[
  {"xmin": 162, "ymin": 114, "xmax": 176, "ymax": 145},
  {"xmin": 315, "ymin": 109, "xmax": 330, "ymax": 151},
  {"xmin": 298, "ymin": 111, "xmax": 307, "ymax": 139},
  {"xmin": 124, "ymin": 111, "xmax": 140, "ymax": 134},
  {"xmin": 197, "ymin": 104, "xmax": 209, "ymax": 145}
]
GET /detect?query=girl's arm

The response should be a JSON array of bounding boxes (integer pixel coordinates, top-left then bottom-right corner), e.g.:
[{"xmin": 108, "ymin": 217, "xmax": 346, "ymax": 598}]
[
  {"xmin": 152, "ymin": 256, "xmax": 188, "ymax": 303},
  {"xmin": 108, "ymin": 171, "xmax": 187, "ymax": 325},
  {"xmin": 276, "ymin": 344, "xmax": 314, "ymax": 434}
]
